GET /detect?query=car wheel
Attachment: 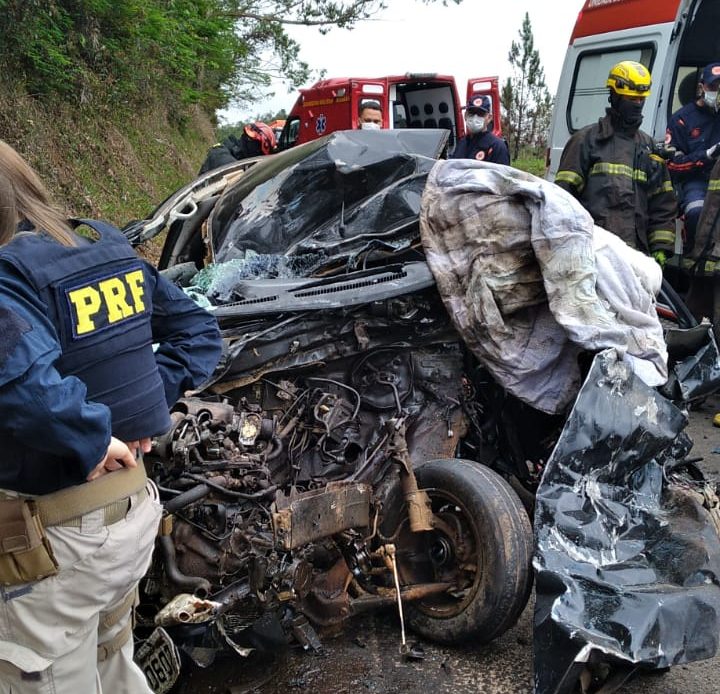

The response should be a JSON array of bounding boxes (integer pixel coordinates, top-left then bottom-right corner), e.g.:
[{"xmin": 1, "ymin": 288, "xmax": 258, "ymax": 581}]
[{"xmin": 380, "ymin": 459, "xmax": 533, "ymax": 645}]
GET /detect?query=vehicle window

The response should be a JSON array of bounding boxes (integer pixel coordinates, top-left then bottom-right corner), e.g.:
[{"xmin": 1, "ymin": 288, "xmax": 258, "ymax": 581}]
[
  {"xmin": 568, "ymin": 46, "xmax": 655, "ymax": 132},
  {"xmin": 280, "ymin": 117, "xmax": 300, "ymax": 149},
  {"xmin": 392, "ymin": 102, "xmax": 408, "ymax": 128},
  {"xmin": 672, "ymin": 66, "xmax": 701, "ymax": 112}
]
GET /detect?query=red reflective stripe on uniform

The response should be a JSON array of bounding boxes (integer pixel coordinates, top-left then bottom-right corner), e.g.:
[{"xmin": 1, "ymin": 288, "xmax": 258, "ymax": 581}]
[{"xmin": 668, "ymin": 161, "xmax": 704, "ymax": 172}]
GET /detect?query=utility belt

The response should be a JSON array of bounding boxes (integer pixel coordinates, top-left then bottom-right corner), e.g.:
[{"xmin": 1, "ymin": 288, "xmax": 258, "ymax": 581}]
[{"xmin": 0, "ymin": 463, "xmax": 148, "ymax": 587}]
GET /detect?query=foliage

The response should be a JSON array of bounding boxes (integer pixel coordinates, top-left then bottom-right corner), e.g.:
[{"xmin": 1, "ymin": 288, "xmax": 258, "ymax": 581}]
[
  {"xmin": 0, "ymin": 1, "xmax": 462, "ymax": 116},
  {"xmin": 512, "ymin": 154, "xmax": 547, "ymax": 179},
  {"xmin": 501, "ymin": 13, "xmax": 554, "ymax": 159},
  {"xmin": 216, "ymin": 109, "xmax": 286, "ymax": 141},
  {"xmin": 0, "ymin": 77, "xmax": 212, "ymax": 235}
]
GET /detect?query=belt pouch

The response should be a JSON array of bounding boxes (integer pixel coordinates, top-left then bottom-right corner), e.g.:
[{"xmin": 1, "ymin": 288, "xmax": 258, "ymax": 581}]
[{"xmin": 0, "ymin": 498, "xmax": 59, "ymax": 586}]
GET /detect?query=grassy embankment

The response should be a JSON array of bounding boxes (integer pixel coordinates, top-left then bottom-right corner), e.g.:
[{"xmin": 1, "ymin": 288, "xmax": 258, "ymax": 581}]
[
  {"xmin": 0, "ymin": 81, "xmax": 215, "ymax": 259},
  {"xmin": 512, "ymin": 155, "xmax": 547, "ymax": 178}
]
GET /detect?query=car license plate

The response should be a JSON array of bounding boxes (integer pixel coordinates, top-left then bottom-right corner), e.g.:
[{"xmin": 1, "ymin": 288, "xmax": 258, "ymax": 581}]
[{"xmin": 135, "ymin": 626, "xmax": 181, "ymax": 694}]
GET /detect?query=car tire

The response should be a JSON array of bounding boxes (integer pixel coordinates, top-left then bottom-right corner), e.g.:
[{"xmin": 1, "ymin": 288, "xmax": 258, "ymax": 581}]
[{"xmin": 380, "ymin": 459, "xmax": 533, "ymax": 645}]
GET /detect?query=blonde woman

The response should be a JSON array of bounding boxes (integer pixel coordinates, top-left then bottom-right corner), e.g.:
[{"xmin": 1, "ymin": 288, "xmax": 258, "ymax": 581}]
[{"xmin": 0, "ymin": 141, "xmax": 222, "ymax": 693}]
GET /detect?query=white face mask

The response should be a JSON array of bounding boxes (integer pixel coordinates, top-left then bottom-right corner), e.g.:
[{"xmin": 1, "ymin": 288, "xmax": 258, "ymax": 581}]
[
  {"xmin": 360, "ymin": 121, "xmax": 381, "ymax": 130},
  {"xmin": 704, "ymin": 90, "xmax": 719, "ymax": 111},
  {"xmin": 465, "ymin": 114, "xmax": 486, "ymax": 134}
]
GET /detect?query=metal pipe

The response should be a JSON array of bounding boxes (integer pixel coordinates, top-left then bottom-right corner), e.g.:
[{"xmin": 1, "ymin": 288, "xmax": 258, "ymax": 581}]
[
  {"xmin": 210, "ymin": 579, "xmax": 252, "ymax": 616},
  {"xmin": 348, "ymin": 582, "xmax": 453, "ymax": 614}
]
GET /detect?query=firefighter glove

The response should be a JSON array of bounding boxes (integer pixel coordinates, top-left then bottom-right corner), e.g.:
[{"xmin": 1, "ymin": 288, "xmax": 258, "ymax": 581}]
[{"xmin": 652, "ymin": 250, "xmax": 667, "ymax": 268}]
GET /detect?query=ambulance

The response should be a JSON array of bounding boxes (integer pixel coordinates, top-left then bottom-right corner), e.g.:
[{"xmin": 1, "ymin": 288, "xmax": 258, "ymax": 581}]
[
  {"xmin": 277, "ymin": 74, "xmax": 501, "ymax": 154},
  {"xmin": 547, "ymin": 0, "xmax": 720, "ymax": 178}
]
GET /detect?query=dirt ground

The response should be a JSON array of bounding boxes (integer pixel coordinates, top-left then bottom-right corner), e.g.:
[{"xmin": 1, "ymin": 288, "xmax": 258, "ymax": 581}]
[{"xmin": 178, "ymin": 394, "xmax": 720, "ymax": 694}]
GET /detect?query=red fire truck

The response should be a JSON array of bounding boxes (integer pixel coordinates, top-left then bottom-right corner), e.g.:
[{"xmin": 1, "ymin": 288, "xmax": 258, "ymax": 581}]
[{"xmin": 278, "ymin": 74, "xmax": 501, "ymax": 155}]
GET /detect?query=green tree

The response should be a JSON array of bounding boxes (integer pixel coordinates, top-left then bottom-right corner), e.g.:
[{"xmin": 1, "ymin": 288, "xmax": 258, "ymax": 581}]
[
  {"xmin": 501, "ymin": 12, "xmax": 553, "ymax": 159},
  {"xmin": 0, "ymin": 1, "xmax": 462, "ymax": 115}
]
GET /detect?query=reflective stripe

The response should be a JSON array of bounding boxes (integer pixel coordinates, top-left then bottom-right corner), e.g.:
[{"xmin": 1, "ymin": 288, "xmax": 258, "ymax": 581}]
[
  {"xmin": 649, "ymin": 180, "xmax": 674, "ymax": 197},
  {"xmin": 685, "ymin": 199, "xmax": 705, "ymax": 212},
  {"xmin": 555, "ymin": 170, "xmax": 585, "ymax": 190},
  {"xmin": 682, "ymin": 257, "xmax": 717, "ymax": 274},
  {"xmin": 589, "ymin": 162, "xmax": 647, "ymax": 182},
  {"xmin": 708, "ymin": 179, "xmax": 720, "ymax": 191},
  {"xmin": 648, "ymin": 229, "xmax": 675, "ymax": 246}
]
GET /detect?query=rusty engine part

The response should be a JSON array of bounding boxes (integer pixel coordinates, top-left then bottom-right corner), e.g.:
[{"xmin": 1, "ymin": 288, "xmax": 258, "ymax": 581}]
[{"xmin": 142, "ymin": 345, "xmax": 477, "ymax": 649}]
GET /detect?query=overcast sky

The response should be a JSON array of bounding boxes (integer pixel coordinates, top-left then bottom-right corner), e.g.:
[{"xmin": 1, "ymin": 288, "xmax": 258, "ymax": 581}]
[{"xmin": 220, "ymin": 0, "xmax": 584, "ymax": 123}]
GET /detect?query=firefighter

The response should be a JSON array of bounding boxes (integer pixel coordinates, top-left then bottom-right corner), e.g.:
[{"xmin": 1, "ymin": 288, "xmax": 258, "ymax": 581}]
[
  {"xmin": 357, "ymin": 99, "xmax": 383, "ymax": 129},
  {"xmin": 679, "ymin": 153, "xmax": 720, "ymax": 429},
  {"xmin": 555, "ymin": 60, "xmax": 677, "ymax": 264},
  {"xmin": 666, "ymin": 62, "xmax": 720, "ymax": 255},
  {"xmin": 0, "ymin": 140, "xmax": 222, "ymax": 693},
  {"xmin": 198, "ymin": 120, "xmax": 277, "ymax": 174},
  {"xmin": 451, "ymin": 95, "xmax": 510, "ymax": 165}
]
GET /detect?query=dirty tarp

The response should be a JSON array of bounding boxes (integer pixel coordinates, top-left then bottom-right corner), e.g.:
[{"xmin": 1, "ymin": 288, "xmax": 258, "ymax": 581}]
[
  {"xmin": 662, "ymin": 323, "xmax": 720, "ymax": 403},
  {"xmin": 534, "ymin": 349, "xmax": 720, "ymax": 694},
  {"xmin": 207, "ymin": 129, "xmax": 449, "ymax": 266},
  {"xmin": 419, "ymin": 160, "xmax": 667, "ymax": 414}
]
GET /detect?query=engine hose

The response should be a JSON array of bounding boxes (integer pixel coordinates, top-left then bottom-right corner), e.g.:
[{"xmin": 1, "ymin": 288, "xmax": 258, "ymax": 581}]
[
  {"xmin": 163, "ymin": 483, "xmax": 211, "ymax": 513},
  {"xmin": 264, "ymin": 436, "xmax": 284, "ymax": 462},
  {"xmin": 157, "ymin": 535, "xmax": 212, "ymax": 596},
  {"xmin": 182, "ymin": 472, "xmax": 277, "ymax": 500}
]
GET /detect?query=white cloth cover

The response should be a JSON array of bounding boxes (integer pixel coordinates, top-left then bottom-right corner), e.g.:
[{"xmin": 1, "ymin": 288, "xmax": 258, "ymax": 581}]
[{"xmin": 419, "ymin": 159, "xmax": 667, "ymax": 413}]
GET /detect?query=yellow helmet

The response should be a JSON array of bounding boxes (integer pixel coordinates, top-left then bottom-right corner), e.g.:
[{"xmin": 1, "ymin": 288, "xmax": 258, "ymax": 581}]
[{"xmin": 606, "ymin": 61, "xmax": 652, "ymax": 98}]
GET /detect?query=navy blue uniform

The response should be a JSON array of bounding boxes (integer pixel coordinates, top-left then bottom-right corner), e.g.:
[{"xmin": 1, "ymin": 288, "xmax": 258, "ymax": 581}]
[
  {"xmin": 0, "ymin": 220, "xmax": 222, "ymax": 494},
  {"xmin": 666, "ymin": 102, "xmax": 720, "ymax": 250},
  {"xmin": 451, "ymin": 131, "xmax": 511, "ymax": 165}
]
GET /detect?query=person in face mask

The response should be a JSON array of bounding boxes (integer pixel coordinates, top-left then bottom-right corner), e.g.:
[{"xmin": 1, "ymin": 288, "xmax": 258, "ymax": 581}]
[
  {"xmin": 666, "ymin": 62, "xmax": 720, "ymax": 259},
  {"xmin": 357, "ymin": 100, "xmax": 383, "ymax": 130},
  {"xmin": 556, "ymin": 60, "xmax": 677, "ymax": 261},
  {"xmin": 450, "ymin": 95, "xmax": 510, "ymax": 164}
]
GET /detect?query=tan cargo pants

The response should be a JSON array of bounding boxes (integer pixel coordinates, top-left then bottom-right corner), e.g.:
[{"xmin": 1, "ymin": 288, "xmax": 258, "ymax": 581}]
[{"xmin": 0, "ymin": 482, "xmax": 162, "ymax": 693}]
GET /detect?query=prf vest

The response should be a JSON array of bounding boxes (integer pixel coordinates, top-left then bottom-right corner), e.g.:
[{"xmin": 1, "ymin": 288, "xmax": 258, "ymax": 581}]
[{"xmin": 0, "ymin": 220, "xmax": 171, "ymax": 440}]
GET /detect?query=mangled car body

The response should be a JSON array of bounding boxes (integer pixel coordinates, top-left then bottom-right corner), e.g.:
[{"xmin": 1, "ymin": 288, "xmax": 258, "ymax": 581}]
[{"xmin": 124, "ymin": 130, "xmax": 720, "ymax": 693}]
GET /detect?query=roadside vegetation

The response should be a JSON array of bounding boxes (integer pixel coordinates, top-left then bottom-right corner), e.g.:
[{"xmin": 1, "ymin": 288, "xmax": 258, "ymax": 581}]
[
  {"xmin": 0, "ymin": 1, "xmax": 548, "ymax": 226},
  {"xmin": 501, "ymin": 13, "xmax": 553, "ymax": 162}
]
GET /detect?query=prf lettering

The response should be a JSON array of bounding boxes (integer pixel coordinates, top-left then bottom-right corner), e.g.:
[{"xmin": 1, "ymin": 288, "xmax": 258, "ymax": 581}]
[{"xmin": 68, "ymin": 269, "xmax": 146, "ymax": 335}]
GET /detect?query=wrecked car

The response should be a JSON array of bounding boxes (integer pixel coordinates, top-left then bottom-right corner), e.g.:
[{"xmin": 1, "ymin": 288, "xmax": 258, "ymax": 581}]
[{"xmin": 124, "ymin": 130, "xmax": 720, "ymax": 694}]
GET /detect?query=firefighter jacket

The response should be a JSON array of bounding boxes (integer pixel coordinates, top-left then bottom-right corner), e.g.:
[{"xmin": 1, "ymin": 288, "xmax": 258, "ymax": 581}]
[
  {"xmin": 555, "ymin": 111, "xmax": 677, "ymax": 254},
  {"xmin": 0, "ymin": 220, "xmax": 222, "ymax": 494},
  {"xmin": 687, "ymin": 157, "xmax": 720, "ymax": 275},
  {"xmin": 451, "ymin": 130, "xmax": 511, "ymax": 165},
  {"xmin": 666, "ymin": 101, "xmax": 720, "ymax": 184},
  {"xmin": 198, "ymin": 133, "xmax": 261, "ymax": 175}
]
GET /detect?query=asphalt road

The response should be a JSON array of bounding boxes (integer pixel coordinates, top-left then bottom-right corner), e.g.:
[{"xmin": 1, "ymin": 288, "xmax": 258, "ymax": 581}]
[{"xmin": 179, "ymin": 394, "xmax": 720, "ymax": 694}]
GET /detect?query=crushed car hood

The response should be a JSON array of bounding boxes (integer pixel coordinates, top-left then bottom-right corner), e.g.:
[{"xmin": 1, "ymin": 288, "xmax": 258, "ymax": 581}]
[{"xmin": 207, "ymin": 129, "xmax": 449, "ymax": 265}]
